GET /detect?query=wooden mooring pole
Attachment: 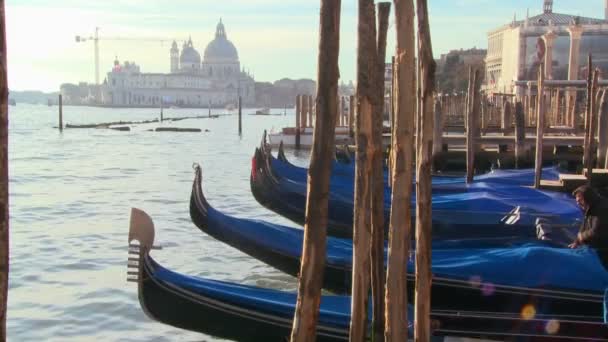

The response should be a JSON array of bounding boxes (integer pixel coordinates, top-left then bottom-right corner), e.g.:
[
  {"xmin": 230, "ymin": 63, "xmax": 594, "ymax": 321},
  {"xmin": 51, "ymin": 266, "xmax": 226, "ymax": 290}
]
[
  {"xmin": 385, "ymin": 0, "xmax": 415, "ymax": 340},
  {"xmin": 414, "ymin": 0, "xmax": 435, "ymax": 339},
  {"xmin": 370, "ymin": 4, "xmax": 390, "ymax": 341},
  {"xmin": 598, "ymin": 90, "xmax": 608, "ymax": 168},
  {"xmin": 584, "ymin": 68, "xmax": 599, "ymax": 181},
  {"xmin": 350, "ymin": 0, "xmax": 376, "ymax": 340},
  {"xmin": 465, "ymin": 68, "xmax": 479, "ymax": 183},
  {"xmin": 349, "ymin": 95, "xmax": 355, "ymax": 137},
  {"xmin": 514, "ymin": 102, "xmax": 526, "ymax": 168},
  {"xmin": 289, "ymin": 0, "xmax": 341, "ymax": 341},
  {"xmin": 295, "ymin": 95, "xmax": 301, "ymax": 150},
  {"xmin": 160, "ymin": 99, "xmax": 164, "ymax": 123},
  {"xmin": 58, "ymin": 94, "xmax": 63, "ymax": 131},
  {"xmin": 534, "ymin": 63, "xmax": 546, "ymax": 189},
  {"xmin": 0, "ymin": 0, "xmax": 8, "ymax": 338},
  {"xmin": 237, "ymin": 96, "xmax": 242, "ymax": 136}
]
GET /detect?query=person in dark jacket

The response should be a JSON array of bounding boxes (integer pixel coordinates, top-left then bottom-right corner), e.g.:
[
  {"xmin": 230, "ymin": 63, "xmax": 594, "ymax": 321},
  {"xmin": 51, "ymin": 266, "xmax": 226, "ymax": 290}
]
[{"xmin": 568, "ymin": 185, "xmax": 608, "ymax": 256}]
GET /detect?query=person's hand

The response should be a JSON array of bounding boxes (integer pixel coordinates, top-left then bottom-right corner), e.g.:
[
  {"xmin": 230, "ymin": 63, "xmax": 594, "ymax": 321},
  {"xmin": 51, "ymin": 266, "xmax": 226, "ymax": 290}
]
[{"xmin": 568, "ymin": 240, "xmax": 580, "ymax": 249}]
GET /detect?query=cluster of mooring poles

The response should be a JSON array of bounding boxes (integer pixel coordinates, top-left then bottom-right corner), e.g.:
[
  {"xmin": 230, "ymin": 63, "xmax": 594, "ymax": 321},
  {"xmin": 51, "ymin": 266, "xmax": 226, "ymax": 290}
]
[
  {"xmin": 293, "ymin": 94, "xmax": 355, "ymax": 150},
  {"xmin": 289, "ymin": 0, "xmax": 435, "ymax": 340}
]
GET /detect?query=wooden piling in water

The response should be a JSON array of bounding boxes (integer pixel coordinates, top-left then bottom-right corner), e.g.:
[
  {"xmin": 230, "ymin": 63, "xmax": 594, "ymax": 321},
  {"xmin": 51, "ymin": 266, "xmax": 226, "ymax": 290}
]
[
  {"xmin": 414, "ymin": 0, "xmax": 435, "ymax": 339},
  {"xmin": 370, "ymin": 4, "xmax": 390, "ymax": 341},
  {"xmin": 433, "ymin": 97, "xmax": 443, "ymax": 161},
  {"xmin": 465, "ymin": 68, "xmax": 479, "ymax": 183},
  {"xmin": 160, "ymin": 99, "xmax": 164, "ymax": 123},
  {"xmin": 0, "ymin": 0, "xmax": 8, "ymax": 338},
  {"xmin": 385, "ymin": 0, "xmax": 414, "ymax": 339},
  {"xmin": 514, "ymin": 102, "xmax": 526, "ymax": 168},
  {"xmin": 598, "ymin": 90, "xmax": 608, "ymax": 168},
  {"xmin": 58, "ymin": 94, "xmax": 63, "ymax": 131},
  {"xmin": 501, "ymin": 100, "xmax": 512, "ymax": 132},
  {"xmin": 238, "ymin": 96, "xmax": 242, "ymax": 135},
  {"xmin": 337, "ymin": 96, "xmax": 343, "ymax": 126},
  {"xmin": 349, "ymin": 95, "xmax": 355, "ymax": 137},
  {"xmin": 301, "ymin": 94, "xmax": 309, "ymax": 129},
  {"xmin": 289, "ymin": 1, "xmax": 341, "ymax": 341},
  {"xmin": 308, "ymin": 95, "xmax": 314, "ymax": 127},
  {"xmin": 534, "ymin": 63, "xmax": 546, "ymax": 189},
  {"xmin": 585, "ymin": 69, "xmax": 599, "ymax": 181},
  {"xmin": 350, "ymin": 0, "xmax": 376, "ymax": 340},
  {"xmin": 295, "ymin": 95, "xmax": 301, "ymax": 150},
  {"xmin": 498, "ymin": 99, "xmax": 511, "ymax": 152}
]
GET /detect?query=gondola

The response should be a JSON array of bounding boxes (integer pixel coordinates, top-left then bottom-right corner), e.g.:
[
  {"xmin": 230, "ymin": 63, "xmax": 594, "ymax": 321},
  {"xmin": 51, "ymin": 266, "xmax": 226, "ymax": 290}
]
[
  {"xmin": 131, "ymin": 207, "xmax": 608, "ymax": 341},
  {"xmin": 251, "ymin": 147, "xmax": 582, "ymax": 238},
  {"xmin": 271, "ymin": 136, "xmax": 564, "ymax": 187},
  {"xmin": 194, "ymin": 164, "xmax": 608, "ymax": 320}
]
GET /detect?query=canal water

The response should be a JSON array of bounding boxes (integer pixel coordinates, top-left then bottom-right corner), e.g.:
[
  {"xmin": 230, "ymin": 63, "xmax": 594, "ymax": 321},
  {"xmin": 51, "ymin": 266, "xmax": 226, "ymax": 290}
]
[{"xmin": 9, "ymin": 104, "xmax": 306, "ymax": 341}]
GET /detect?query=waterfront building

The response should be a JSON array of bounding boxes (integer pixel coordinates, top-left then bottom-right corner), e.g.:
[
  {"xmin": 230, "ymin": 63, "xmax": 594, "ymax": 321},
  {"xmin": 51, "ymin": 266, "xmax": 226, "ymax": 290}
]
[
  {"xmin": 485, "ymin": 0, "xmax": 608, "ymax": 96},
  {"xmin": 101, "ymin": 19, "xmax": 255, "ymax": 108}
]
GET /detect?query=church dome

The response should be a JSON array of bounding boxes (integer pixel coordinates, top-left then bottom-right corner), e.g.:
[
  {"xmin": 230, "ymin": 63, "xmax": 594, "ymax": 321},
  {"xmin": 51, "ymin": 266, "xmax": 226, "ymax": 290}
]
[
  {"xmin": 180, "ymin": 38, "xmax": 201, "ymax": 65},
  {"xmin": 204, "ymin": 19, "xmax": 239, "ymax": 62}
]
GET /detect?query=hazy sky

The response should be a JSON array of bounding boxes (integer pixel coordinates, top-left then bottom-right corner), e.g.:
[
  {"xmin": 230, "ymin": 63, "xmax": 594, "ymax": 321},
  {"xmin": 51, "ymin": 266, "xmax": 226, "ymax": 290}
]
[{"xmin": 5, "ymin": 0, "xmax": 603, "ymax": 92}]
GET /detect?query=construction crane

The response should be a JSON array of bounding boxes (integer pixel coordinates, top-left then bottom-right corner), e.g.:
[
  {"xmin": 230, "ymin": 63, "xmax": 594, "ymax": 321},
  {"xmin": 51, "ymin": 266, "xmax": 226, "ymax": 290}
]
[{"xmin": 75, "ymin": 27, "xmax": 179, "ymax": 99}]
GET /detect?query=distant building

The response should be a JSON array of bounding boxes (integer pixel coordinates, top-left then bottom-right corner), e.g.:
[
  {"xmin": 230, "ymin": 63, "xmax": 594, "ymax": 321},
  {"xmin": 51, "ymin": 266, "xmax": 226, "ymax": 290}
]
[
  {"xmin": 438, "ymin": 48, "xmax": 487, "ymax": 69},
  {"xmin": 99, "ymin": 19, "xmax": 255, "ymax": 107},
  {"xmin": 60, "ymin": 82, "xmax": 99, "ymax": 105},
  {"xmin": 485, "ymin": 0, "xmax": 608, "ymax": 95},
  {"xmin": 255, "ymin": 78, "xmax": 316, "ymax": 108}
]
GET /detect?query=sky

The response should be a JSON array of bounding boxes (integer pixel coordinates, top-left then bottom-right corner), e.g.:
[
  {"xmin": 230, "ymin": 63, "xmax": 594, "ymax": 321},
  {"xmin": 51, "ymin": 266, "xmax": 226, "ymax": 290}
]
[{"xmin": 5, "ymin": 0, "xmax": 603, "ymax": 92}]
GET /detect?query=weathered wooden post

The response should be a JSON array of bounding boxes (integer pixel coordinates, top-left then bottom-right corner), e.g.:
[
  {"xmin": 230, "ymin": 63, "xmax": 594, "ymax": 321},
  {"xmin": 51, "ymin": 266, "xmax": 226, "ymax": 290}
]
[
  {"xmin": 498, "ymin": 99, "xmax": 511, "ymax": 153},
  {"xmin": 350, "ymin": 0, "xmax": 376, "ymax": 340},
  {"xmin": 295, "ymin": 95, "xmax": 302, "ymax": 150},
  {"xmin": 369, "ymin": 4, "xmax": 390, "ymax": 341},
  {"xmin": 238, "ymin": 96, "xmax": 242, "ymax": 135},
  {"xmin": 349, "ymin": 95, "xmax": 355, "ymax": 137},
  {"xmin": 58, "ymin": 94, "xmax": 63, "ymax": 131},
  {"xmin": 465, "ymin": 68, "xmax": 479, "ymax": 183},
  {"xmin": 501, "ymin": 99, "xmax": 512, "ymax": 132},
  {"xmin": 160, "ymin": 98, "xmax": 164, "ymax": 123},
  {"xmin": 527, "ymin": 81, "xmax": 533, "ymax": 126},
  {"xmin": 414, "ymin": 0, "xmax": 435, "ymax": 340},
  {"xmin": 583, "ymin": 56, "xmax": 593, "ymax": 176},
  {"xmin": 534, "ymin": 63, "xmax": 546, "ymax": 189},
  {"xmin": 385, "ymin": 0, "xmax": 414, "ymax": 339},
  {"xmin": 308, "ymin": 95, "xmax": 314, "ymax": 127},
  {"xmin": 433, "ymin": 97, "xmax": 443, "ymax": 160},
  {"xmin": 514, "ymin": 101, "xmax": 526, "ymax": 168},
  {"xmin": 289, "ymin": 1, "xmax": 341, "ymax": 341},
  {"xmin": 337, "ymin": 96, "xmax": 343, "ymax": 126},
  {"xmin": 0, "ymin": 0, "xmax": 8, "ymax": 338},
  {"xmin": 585, "ymin": 69, "xmax": 599, "ymax": 180},
  {"xmin": 554, "ymin": 89, "xmax": 561, "ymax": 126},
  {"xmin": 598, "ymin": 90, "xmax": 608, "ymax": 168},
  {"xmin": 208, "ymin": 99, "xmax": 211, "ymax": 117},
  {"xmin": 301, "ymin": 93, "xmax": 309, "ymax": 129}
]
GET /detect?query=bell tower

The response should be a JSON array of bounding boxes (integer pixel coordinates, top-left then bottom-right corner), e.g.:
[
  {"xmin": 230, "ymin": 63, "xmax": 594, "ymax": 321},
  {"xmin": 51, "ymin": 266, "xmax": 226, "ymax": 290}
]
[
  {"xmin": 170, "ymin": 40, "xmax": 179, "ymax": 73},
  {"xmin": 543, "ymin": 0, "xmax": 553, "ymax": 14}
]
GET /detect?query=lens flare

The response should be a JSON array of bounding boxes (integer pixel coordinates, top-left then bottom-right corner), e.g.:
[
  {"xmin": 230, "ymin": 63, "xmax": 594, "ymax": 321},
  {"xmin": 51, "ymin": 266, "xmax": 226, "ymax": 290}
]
[
  {"xmin": 545, "ymin": 319, "xmax": 560, "ymax": 334},
  {"xmin": 481, "ymin": 282, "xmax": 495, "ymax": 296},
  {"xmin": 469, "ymin": 275, "xmax": 482, "ymax": 288},
  {"xmin": 521, "ymin": 304, "xmax": 536, "ymax": 320}
]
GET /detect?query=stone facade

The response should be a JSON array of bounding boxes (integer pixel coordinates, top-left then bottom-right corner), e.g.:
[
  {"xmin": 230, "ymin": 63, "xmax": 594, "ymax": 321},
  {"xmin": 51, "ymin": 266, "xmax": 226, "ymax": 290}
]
[
  {"xmin": 485, "ymin": 0, "xmax": 608, "ymax": 96},
  {"xmin": 101, "ymin": 19, "xmax": 255, "ymax": 108}
]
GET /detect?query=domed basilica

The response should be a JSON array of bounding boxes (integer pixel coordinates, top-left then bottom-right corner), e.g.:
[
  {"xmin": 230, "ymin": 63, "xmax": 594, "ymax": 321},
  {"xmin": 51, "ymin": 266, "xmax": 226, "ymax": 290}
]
[{"xmin": 103, "ymin": 19, "xmax": 255, "ymax": 108}]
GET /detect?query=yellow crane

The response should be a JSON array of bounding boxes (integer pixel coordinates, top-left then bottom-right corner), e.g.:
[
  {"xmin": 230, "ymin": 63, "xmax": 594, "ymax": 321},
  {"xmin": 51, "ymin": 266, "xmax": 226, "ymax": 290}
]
[{"xmin": 75, "ymin": 27, "xmax": 180, "ymax": 100}]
